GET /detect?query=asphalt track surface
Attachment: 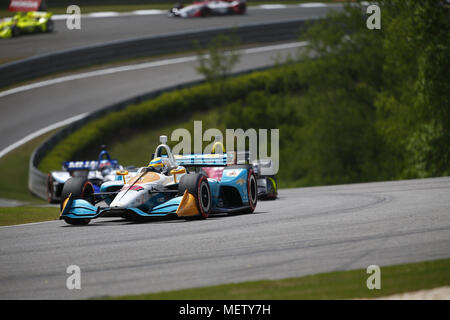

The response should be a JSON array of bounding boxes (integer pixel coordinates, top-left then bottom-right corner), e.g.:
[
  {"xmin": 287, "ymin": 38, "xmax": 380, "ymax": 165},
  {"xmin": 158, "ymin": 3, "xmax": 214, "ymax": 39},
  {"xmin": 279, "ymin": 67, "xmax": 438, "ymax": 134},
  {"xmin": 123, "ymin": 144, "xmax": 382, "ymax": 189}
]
[
  {"xmin": 0, "ymin": 5, "xmax": 343, "ymax": 59},
  {"xmin": 1, "ymin": 177, "xmax": 449, "ymax": 299},
  {"xmin": 1, "ymin": 3, "xmax": 449, "ymax": 300}
]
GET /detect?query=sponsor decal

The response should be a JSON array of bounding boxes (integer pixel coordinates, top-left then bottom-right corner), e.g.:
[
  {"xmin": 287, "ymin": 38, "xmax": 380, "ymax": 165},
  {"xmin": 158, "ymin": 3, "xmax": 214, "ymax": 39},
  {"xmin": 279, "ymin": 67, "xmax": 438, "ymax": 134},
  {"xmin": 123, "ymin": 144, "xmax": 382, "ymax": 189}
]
[
  {"xmin": 236, "ymin": 178, "xmax": 245, "ymax": 185},
  {"xmin": 9, "ymin": 0, "xmax": 41, "ymax": 12},
  {"xmin": 65, "ymin": 160, "xmax": 98, "ymax": 170},
  {"xmin": 226, "ymin": 169, "xmax": 240, "ymax": 177},
  {"xmin": 120, "ymin": 185, "xmax": 144, "ymax": 192},
  {"xmin": 204, "ymin": 154, "xmax": 222, "ymax": 158}
]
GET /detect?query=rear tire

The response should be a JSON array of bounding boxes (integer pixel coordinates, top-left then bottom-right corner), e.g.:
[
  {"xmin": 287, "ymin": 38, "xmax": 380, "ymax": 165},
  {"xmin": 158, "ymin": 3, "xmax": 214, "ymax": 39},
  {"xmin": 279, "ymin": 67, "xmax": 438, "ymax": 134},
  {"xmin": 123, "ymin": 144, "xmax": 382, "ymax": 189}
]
[
  {"xmin": 60, "ymin": 177, "xmax": 94, "ymax": 225},
  {"xmin": 238, "ymin": 3, "xmax": 246, "ymax": 14},
  {"xmin": 46, "ymin": 174, "xmax": 58, "ymax": 203},
  {"xmin": 178, "ymin": 174, "xmax": 211, "ymax": 219},
  {"xmin": 246, "ymin": 168, "xmax": 257, "ymax": 213},
  {"xmin": 200, "ymin": 6, "xmax": 211, "ymax": 17},
  {"xmin": 45, "ymin": 19, "xmax": 54, "ymax": 33},
  {"xmin": 266, "ymin": 176, "xmax": 277, "ymax": 200},
  {"xmin": 11, "ymin": 26, "xmax": 20, "ymax": 37},
  {"xmin": 259, "ymin": 176, "xmax": 278, "ymax": 200}
]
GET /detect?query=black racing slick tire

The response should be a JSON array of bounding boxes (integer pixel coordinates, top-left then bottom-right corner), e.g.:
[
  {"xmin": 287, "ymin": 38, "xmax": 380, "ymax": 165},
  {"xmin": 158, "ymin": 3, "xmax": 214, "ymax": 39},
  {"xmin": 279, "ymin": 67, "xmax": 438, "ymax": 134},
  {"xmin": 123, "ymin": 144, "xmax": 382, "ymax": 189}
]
[
  {"xmin": 11, "ymin": 26, "xmax": 20, "ymax": 37},
  {"xmin": 60, "ymin": 177, "xmax": 95, "ymax": 225},
  {"xmin": 238, "ymin": 3, "xmax": 247, "ymax": 14},
  {"xmin": 265, "ymin": 176, "xmax": 277, "ymax": 200},
  {"xmin": 45, "ymin": 19, "xmax": 54, "ymax": 33},
  {"xmin": 246, "ymin": 168, "xmax": 258, "ymax": 213},
  {"xmin": 46, "ymin": 174, "xmax": 58, "ymax": 204},
  {"xmin": 200, "ymin": 6, "xmax": 211, "ymax": 17},
  {"xmin": 178, "ymin": 174, "xmax": 212, "ymax": 219},
  {"xmin": 259, "ymin": 176, "xmax": 278, "ymax": 201}
]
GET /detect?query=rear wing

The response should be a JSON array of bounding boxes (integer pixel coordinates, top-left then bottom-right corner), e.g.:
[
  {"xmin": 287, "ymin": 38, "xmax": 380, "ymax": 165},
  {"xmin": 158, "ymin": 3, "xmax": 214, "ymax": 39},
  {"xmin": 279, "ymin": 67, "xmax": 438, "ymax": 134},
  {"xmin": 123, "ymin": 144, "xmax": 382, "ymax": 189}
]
[
  {"xmin": 62, "ymin": 159, "xmax": 118, "ymax": 171},
  {"xmin": 153, "ymin": 135, "xmax": 251, "ymax": 167},
  {"xmin": 168, "ymin": 151, "xmax": 251, "ymax": 167}
]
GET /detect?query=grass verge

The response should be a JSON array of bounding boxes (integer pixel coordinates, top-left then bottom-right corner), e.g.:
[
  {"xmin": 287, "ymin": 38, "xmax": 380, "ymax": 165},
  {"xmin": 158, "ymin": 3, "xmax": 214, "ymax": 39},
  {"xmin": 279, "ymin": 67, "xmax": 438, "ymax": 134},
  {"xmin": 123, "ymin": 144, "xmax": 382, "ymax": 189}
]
[
  {"xmin": 0, "ymin": 206, "xmax": 59, "ymax": 226},
  {"xmin": 0, "ymin": 130, "xmax": 56, "ymax": 203},
  {"xmin": 107, "ymin": 258, "xmax": 450, "ymax": 299}
]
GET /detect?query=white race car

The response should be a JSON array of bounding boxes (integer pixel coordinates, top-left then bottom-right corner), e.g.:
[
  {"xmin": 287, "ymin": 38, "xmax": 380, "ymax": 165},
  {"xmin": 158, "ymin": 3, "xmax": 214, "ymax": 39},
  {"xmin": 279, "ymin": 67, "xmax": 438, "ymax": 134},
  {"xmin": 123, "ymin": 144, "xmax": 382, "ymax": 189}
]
[
  {"xmin": 169, "ymin": 0, "xmax": 247, "ymax": 18},
  {"xmin": 59, "ymin": 136, "xmax": 258, "ymax": 225}
]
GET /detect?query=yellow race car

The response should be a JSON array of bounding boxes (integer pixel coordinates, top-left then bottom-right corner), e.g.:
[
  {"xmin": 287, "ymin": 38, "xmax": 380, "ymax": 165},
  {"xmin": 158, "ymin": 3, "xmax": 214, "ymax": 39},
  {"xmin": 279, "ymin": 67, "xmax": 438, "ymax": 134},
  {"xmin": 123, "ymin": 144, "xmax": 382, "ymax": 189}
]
[{"xmin": 0, "ymin": 11, "xmax": 54, "ymax": 39}]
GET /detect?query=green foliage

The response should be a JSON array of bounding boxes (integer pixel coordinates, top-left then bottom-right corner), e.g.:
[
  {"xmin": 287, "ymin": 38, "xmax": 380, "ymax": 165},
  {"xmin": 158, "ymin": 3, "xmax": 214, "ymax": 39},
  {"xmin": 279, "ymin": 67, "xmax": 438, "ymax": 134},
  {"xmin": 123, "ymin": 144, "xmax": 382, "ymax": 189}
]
[
  {"xmin": 222, "ymin": 0, "xmax": 449, "ymax": 185},
  {"xmin": 38, "ymin": 1, "xmax": 449, "ymax": 187},
  {"xmin": 195, "ymin": 33, "xmax": 241, "ymax": 91},
  {"xmin": 375, "ymin": 0, "xmax": 450, "ymax": 178},
  {"xmin": 38, "ymin": 66, "xmax": 307, "ymax": 173}
]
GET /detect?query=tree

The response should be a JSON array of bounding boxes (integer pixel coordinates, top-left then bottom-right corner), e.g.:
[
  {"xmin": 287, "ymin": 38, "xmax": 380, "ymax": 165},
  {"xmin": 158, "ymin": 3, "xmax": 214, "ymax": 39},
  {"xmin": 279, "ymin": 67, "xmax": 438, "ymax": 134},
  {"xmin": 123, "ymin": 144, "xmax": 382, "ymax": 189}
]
[
  {"xmin": 375, "ymin": 0, "xmax": 450, "ymax": 177},
  {"xmin": 195, "ymin": 33, "xmax": 241, "ymax": 88}
]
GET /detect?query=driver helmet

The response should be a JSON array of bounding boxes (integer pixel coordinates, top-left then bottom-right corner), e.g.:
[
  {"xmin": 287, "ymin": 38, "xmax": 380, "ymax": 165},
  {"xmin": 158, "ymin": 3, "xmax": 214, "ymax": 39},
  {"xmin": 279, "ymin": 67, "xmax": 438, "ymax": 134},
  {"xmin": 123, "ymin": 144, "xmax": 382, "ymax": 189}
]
[
  {"xmin": 99, "ymin": 159, "xmax": 113, "ymax": 176},
  {"xmin": 148, "ymin": 157, "xmax": 168, "ymax": 173}
]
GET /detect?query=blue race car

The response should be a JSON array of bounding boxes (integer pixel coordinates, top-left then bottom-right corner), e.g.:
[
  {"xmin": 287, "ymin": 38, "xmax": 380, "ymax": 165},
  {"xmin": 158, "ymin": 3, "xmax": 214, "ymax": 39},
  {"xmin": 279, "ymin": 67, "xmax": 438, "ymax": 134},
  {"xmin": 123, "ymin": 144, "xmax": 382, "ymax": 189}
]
[
  {"xmin": 47, "ymin": 145, "xmax": 131, "ymax": 203},
  {"xmin": 59, "ymin": 136, "xmax": 258, "ymax": 225}
]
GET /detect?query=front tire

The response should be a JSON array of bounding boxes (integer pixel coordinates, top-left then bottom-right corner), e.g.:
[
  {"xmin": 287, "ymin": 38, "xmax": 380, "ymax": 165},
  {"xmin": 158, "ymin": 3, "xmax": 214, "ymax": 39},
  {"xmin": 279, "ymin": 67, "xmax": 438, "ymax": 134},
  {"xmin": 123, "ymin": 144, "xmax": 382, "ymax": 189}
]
[
  {"xmin": 178, "ymin": 174, "xmax": 212, "ymax": 219},
  {"xmin": 45, "ymin": 19, "xmax": 54, "ymax": 33},
  {"xmin": 60, "ymin": 177, "xmax": 94, "ymax": 225}
]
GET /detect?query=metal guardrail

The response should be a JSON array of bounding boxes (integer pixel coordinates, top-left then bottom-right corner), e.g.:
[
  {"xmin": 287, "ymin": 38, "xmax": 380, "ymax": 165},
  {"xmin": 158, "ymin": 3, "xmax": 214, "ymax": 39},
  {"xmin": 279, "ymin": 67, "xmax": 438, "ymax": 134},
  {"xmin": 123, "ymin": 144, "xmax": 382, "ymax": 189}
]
[
  {"xmin": 0, "ymin": 17, "xmax": 319, "ymax": 89},
  {"xmin": 26, "ymin": 17, "xmax": 320, "ymax": 199}
]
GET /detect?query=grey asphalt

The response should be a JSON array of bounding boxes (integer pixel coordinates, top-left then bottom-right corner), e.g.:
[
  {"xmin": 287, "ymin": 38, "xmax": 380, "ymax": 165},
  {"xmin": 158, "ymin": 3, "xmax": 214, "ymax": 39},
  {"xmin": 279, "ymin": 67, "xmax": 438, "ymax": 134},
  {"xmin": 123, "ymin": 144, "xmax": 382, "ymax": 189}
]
[
  {"xmin": 0, "ymin": 5, "xmax": 343, "ymax": 60},
  {"xmin": 0, "ymin": 177, "xmax": 449, "ymax": 299},
  {"xmin": 1, "ymin": 3, "xmax": 448, "ymax": 300},
  {"xmin": 0, "ymin": 44, "xmax": 303, "ymax": 152}
]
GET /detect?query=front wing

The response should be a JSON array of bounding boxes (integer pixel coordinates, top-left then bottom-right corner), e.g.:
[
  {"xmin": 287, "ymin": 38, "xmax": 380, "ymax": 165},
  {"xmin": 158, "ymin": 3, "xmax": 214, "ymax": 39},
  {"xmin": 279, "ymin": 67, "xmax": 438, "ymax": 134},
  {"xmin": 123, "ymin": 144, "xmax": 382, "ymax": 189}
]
[
  {"xmin": 60, "ymin": 194, "xmax": 186, "ymax": 221},
  {"xmin": 60, "ymin": 186, "xmax": 252, "ymax": 223}
]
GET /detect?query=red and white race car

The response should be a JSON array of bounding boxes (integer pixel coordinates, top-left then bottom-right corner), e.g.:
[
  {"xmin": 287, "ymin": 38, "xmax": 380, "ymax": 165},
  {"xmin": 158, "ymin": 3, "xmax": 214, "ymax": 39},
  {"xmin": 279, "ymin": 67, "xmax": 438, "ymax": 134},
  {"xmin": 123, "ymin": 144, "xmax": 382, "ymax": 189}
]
[{"xmin": 168, "ymin": 0, "xmax": 247, "ymax": 18}]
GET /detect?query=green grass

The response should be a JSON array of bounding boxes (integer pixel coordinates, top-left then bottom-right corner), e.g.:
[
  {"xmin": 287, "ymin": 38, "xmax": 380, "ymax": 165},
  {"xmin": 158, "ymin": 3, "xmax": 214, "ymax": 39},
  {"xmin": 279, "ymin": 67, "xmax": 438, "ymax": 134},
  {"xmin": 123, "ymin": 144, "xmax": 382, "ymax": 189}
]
[
  {"xmin": 107, "ymin": 258, "xmax": 450, "ymax": 299},
  {"xmin": 0, "ymin": 206, "xmax": 59, "ymax": 226},
  {"xmin": 0, "ymin": 131, "xmax": 56, "ymax": 203}
]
